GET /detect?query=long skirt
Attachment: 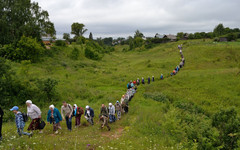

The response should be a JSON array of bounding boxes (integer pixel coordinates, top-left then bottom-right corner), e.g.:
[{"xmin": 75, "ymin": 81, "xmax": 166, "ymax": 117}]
[{"xmin": 28, "ymin": 118, "xmax": 40, "ymax": 131}]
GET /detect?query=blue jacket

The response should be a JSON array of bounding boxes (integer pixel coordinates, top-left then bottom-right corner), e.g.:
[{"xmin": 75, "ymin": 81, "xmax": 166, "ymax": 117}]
[
  {"xmin": 85, "ymin": 108, "xmax": 94, "ymax": 118},
  {"xmin": 15, "ymin": 111, "xmax": 25, "ymax": 129},
  {"xmin": 47, "ymin": 108, "xmax": 62, "ymax": 124}
]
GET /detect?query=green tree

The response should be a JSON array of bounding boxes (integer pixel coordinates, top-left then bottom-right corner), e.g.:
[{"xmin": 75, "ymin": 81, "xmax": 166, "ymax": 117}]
[
  {"xmin": 134, "ymin": 30, "xmax": 144, "ymax": 38},
  {"xmin": 0, "ymin": 0, "xmax": 55, "ymax": 45},
  {"xmin": 0, "ymin": 36, "xmax": 44, "ymax": 62},
  {"xmin": 71, "ymin": 23, "xmax": 88, "ymax": 38},
  {"xmin": 177, "ymin": 32, "xmax": 184, "ymax": 39},
  {"xmin": 213, "ymin": 24, "xmax": 225, "ymax": 36},
  {"xmin": 63, "ymin": 33, "xmax": 70, "ymax": 41},
  {"xmin": 89, "ymin": 32, "xmax": 93, "ymax": 40}
]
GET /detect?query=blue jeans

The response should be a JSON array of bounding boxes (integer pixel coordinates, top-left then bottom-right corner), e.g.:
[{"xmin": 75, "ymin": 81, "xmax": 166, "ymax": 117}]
[
  {"xmin": 109, "ymin": 115, "xmax": 116, "ymax": 123},
  {"xmin": 17, "ymin": 128, "xmax": 30, "ymax": 136},
  {"xmin": 65, "ymin": 116, "xmax": 72, "ymax": 131}
]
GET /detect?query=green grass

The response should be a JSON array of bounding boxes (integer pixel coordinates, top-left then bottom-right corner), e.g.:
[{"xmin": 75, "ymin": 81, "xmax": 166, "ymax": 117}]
[{"xmin": 1, "ymin": 39, "xmax": 240, "ymax": 149}]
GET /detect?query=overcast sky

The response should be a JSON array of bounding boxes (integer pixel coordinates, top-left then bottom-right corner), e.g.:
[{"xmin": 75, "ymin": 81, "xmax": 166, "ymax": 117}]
[{"xmin": 33, "ymin": 0, "xmax": 240, "ymax": 39}]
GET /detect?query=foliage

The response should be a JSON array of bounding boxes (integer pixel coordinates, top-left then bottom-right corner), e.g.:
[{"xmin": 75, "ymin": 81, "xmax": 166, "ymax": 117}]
[
  {"xmin": 103, "ymin": 37, "xmax": 113, "ymax": 46},
  {"xmin": 89, "ymin": 32, "xmax": 93, "ymax": 40},
  {"xmin": 213, "ymin": 24, "xmax": 225, "ymax": 36},
  {"xmin": 0, "ymin": 36, "xmax": 45, "ymax": 62},
  {"xmin": 70, "ymin": 47, "xmax": 80, "ymax": 60},
  {"xmin": 63, "ymin": 33, "xmax": 70, "ymax": 42},
  {"xmin": 55, "ymin": 40, "xmax": 66, "ymax": 46},
  {"xmin": 212, "ymin": 108, "xmax": 240, "ymax": 149},
  {"xmin": 84, "ymin": 46, "xmax": 100, "ymax": 60},
  {"xmin": 71, "ymin": 22, "xmax": 87, "ymax": 38},
  {"xmin": 76, "ymin": 36, "xmax": 86, "ymax": 45},
  {"xmin": 134, "ymin": 30, "xmax": 144, "ymax": 38},
  {"xmin": 36, "ymin": 78, "xmax": 58, "ymax": 103},
  {"xmin": 0, "ymin": 0, "xmax": 55, "ymax": 45},
  {"xmin": 143, "ymin": 92, "xmax": 169, "ymax": 103}
]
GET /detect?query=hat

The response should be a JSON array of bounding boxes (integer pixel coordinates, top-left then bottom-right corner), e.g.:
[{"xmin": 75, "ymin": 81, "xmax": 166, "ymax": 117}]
[
  {"xmin": 49, "ymin": 105, "xmax": 55, "ymax": 109},
  {"xmin": 109, "ymin": 103, "xmax": 112, "ymax": 106},
  {"xmin": 73, "ymin": 104, "xmax": 77, "ymax": 108},
  {"xmin": 26, "ymin": 100, "xmax": 32, "ymax": 104},
  {"xmin": 116, "ymin": 101, "xmax": 119, "ymax": 103},
  {"xmin": 10, "ymin": 106, "xmax": 19, "ymax": 111},
  {"xmin": 86, "ymin": 105, "xmax": 90, "ymax": 109}
]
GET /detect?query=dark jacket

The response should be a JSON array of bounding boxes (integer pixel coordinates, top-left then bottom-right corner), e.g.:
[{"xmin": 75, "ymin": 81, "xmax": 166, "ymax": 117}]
[
  {"xmin": 85, "ymin": 108, "xmax": 94, "ymax": 118},
  {"xmin": 100, "ymin": 107, "xmax": 108, "ymax": 117},
  {"xmin": 47, "ymin": 108, "xmax": 62, "ymax": 124}
]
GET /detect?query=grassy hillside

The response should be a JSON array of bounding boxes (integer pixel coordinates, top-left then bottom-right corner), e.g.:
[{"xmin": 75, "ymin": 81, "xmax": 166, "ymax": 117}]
[{"xmin": 1, "ymin": 39, "xmax": 240, "ymax": 149}]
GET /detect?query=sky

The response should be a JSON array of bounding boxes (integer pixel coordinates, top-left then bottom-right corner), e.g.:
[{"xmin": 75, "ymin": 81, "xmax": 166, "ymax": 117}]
[{"xmin": 33, "ymin": 0, "xmax": 240, "ymax": 39}]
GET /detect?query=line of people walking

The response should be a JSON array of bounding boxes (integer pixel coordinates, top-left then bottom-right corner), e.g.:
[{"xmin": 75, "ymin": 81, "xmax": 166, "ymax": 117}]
[{"xmin": 1, "ymin": 45, "xmax": 185, "ymax": 139}]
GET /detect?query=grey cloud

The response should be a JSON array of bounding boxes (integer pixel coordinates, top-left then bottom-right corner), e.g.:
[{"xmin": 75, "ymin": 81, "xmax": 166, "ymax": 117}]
[{"xmin": 34, "ymin": 0, "xmax": 240, "ymax": 38}]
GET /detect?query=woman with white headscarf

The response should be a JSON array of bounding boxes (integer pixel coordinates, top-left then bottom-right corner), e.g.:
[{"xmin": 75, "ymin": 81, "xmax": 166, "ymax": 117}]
[
  {"xmin": 47, "ymin": 105, "xmax": 62, "ymax": 134},
  {"xmin": 26, "ymin": 100, "xmax": 42, "ymax": 133}
]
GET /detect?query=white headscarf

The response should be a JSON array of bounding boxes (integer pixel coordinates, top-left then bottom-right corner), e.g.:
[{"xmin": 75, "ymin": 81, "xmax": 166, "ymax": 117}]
[
  {"xmin": 49, "ymin": 105, "xmax": 55, "ymax": 109},
  {"xmin": 26, "ymin": 100, "xmax": 32, "ymax": 104}
]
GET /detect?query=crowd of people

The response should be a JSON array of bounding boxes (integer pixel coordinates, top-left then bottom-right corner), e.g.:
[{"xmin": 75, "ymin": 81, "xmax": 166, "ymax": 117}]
[{"xmin": 0, "ymin": 45, "xmax": 185, "ymax": 140}]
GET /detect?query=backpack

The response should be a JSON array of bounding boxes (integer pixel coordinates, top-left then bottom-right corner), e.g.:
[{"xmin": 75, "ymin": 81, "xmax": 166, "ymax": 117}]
[
  {"xmin": 22, "ymin": 113, "xmax": 28, "ymax": 122},
  {"xmin": 79, "ymin": 107, "xmax": 84, "ymax": 115}
]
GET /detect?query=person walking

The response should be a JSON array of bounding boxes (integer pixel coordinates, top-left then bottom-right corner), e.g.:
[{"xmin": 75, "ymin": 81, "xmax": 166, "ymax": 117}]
[
  {"xmin": 108, "ymin": 103, "xmax": 116, "ymax": 123},
  {"xmin": 99, "ymin": 104, "xmax": 111, "ymax": 131},
  {"xmin": 10, "ymin": 106, "xmax": 32, "ymax": 137},
  {"xmin": 84, "ymin": 105, "xmax": 94, "ymax": 125},
  {"xmin": 47, "ymin": 105, "xmax": 62, "ymax": 134},
  {"xmin": 115, "ymin": 101, "xmax": 122, "ymax": 120},
  {"xmin": 141, "ymin": 77, "xmax": 145, "ymax": 84},
  {"xmin": 148, "ymin": 76, "xmax": 151, "ymax": 84},
  {"xmin": 152, "ymin": 76, "xmax": 155, "ymax": 82},
  {"xmin": 73, "ymin": 104, "xmax": 83, "ymax": 128},
  {"xmin": 160, "ymin": 74, "xmax": 164, "ymax": 80},
  {"xmin": 0, "ymin": 107, "xmax": 3, "ymax": 141},
  {"xmin": 26, "ymin": 100, "xmax": 42, "ymax": 133},
  {"xmin": 61, "ymin": 101, "xmax": 73, "ymax": 131},
  {"xmin": 137, "ymin": 78, "xmax": 140, "ymax": 85}
]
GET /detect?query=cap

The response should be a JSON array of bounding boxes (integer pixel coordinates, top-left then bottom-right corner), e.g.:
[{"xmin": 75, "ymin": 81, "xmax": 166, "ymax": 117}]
[{"xmin": 10, "ymin": 106, "xmax": 19, "ymax": 111}]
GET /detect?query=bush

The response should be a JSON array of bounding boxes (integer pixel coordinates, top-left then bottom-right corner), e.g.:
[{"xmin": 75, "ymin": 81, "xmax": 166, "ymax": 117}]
[
  {"xmin": 85, "ymin": 46, "xmax": 100, "ymax": 60},
  {"xmin": 212, "ymin": 108, "xmax": 240, "ymax": 149},
  {"xmin": 70, "ymin": 47, "xmax": 80, "ymax": 60},
  {"xmin": 76, "ymin": 36, "xmax": 86, "ymax": 45},
  {"xmin": 55, "ymin": 40, "xmax": 66, "ymax": 46},
  {"xmin": 0, "ymin": 36, "xmax": 45, "ymax": 62}
]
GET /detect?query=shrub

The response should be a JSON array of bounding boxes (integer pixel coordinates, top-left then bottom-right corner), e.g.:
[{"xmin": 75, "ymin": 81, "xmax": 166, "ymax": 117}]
[
  {"xmin": 212, "ymin": 108, "xmax": 240, "ymax": 149},
  {"xmin": 0, "ymin": 36, "xmax": 44, "ymax": 62},
  {"xmin": 55, "ymin": 40, "xmax": 66, "ymax": 46},
  {"xmin": 76, "ymin": 36, "xmax": 86, "ymax": 45},
  {"xmin": 85, "ymin": 46, "xmax": 100, "ymax": 60},
  {"xmin": 70, "ymin": 47, "xmax": 80, "ymax": 60}
]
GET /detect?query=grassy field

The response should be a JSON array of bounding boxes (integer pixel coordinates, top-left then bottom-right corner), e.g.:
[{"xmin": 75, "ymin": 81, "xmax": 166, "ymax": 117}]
[{"xmin": 1, "ymin": 39, "xmax": 240, "ymax": 149}]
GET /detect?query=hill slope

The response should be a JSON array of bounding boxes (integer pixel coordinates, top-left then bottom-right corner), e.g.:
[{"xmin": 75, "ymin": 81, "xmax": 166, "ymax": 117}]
[{"xmin": 1, "ymin": 40, "xmax": 240, "ymax": 149}]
